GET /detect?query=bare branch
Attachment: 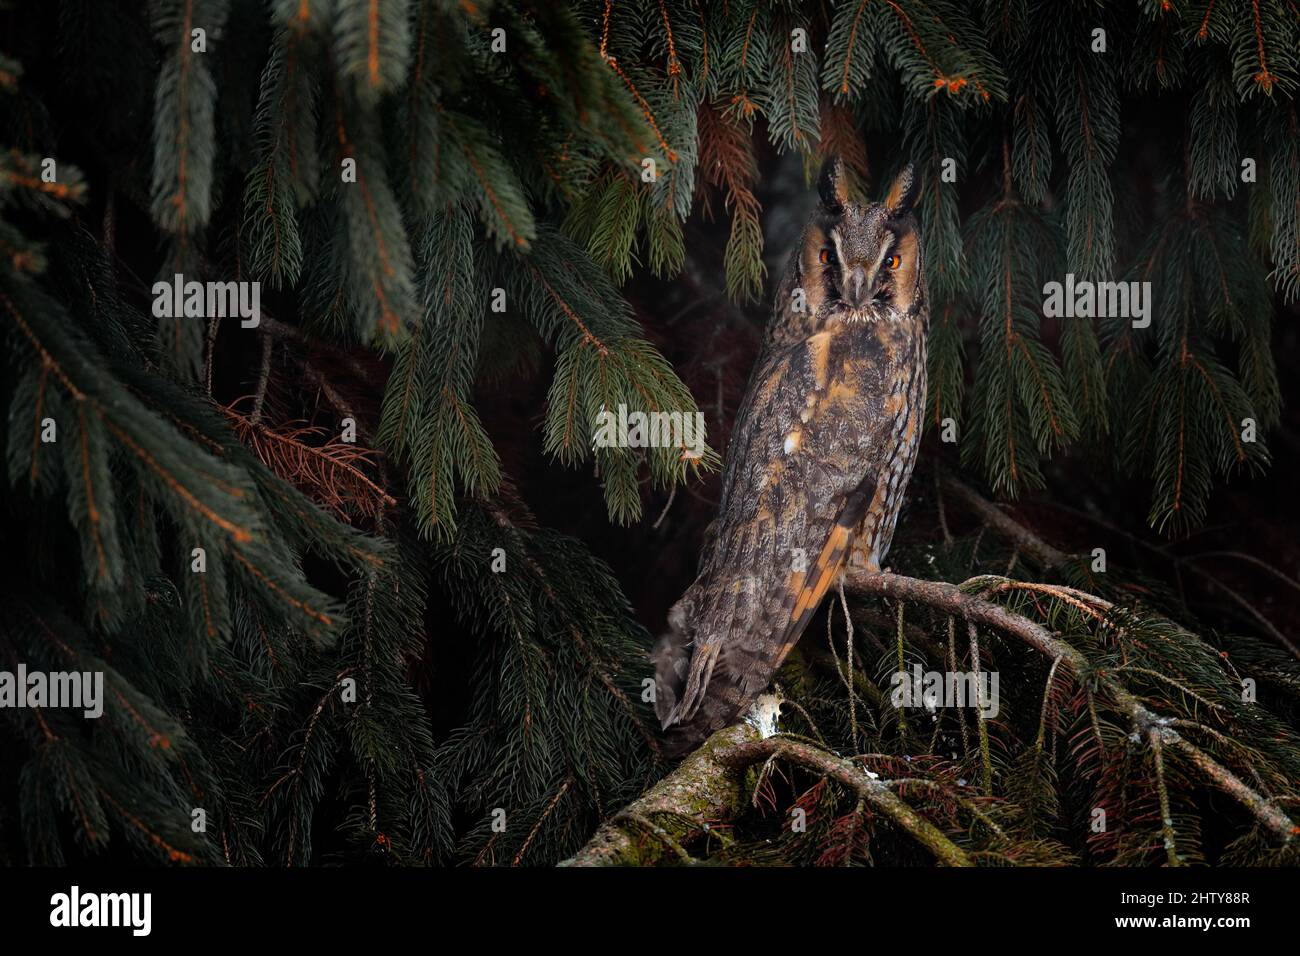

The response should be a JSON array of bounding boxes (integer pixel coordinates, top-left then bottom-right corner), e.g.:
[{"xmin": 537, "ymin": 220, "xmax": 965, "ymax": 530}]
[
  {"xmin": 942, "ymin": 475, "xmax": 1070, "ymax": 569},
  {"xmin": 844, "ymin": 569, "xmax": 1297, "ymax": 843},
  {"xmin": 717, "ymin": 737, "xmax": 975, "ymax": 866}
]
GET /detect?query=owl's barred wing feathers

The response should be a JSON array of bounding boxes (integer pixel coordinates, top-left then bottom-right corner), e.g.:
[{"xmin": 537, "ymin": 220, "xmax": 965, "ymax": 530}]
[
  {"xmin": 658, "ymin": 326, "xmax": 893, "ymax": 740},
  {"xmin": 669, "ymin": 475, "xmax": 879, "ymax": 727}
]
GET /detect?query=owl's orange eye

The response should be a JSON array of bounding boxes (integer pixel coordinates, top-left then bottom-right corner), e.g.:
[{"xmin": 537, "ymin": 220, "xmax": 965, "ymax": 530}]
[
  {"xmin": 887, "ymin": 254, "xmax": 902, "ymax": 270},
  {"xmin": 819, "ymin": 248, "xmax": 833, "ymax": 265}
]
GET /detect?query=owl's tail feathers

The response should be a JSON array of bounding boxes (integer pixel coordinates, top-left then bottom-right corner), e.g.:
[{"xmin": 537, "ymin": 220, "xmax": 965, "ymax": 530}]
[
  {"xmin": 655, "ymin": 657, "xmax": 746, "ymax": 758},
  {"xmin": 653, "ymin": 590, "xmax": 749, "ymax": 755},
  {"xmin": 652, "ymin": 579, "xmax": 727, "ymax": 726},
  {"xmin": 674, "ymin": 640, "xmax": 723, "ymax": 723},
  {"xmin": 652, "ymin": 607, "xmax": 730, "ymax": 759}
]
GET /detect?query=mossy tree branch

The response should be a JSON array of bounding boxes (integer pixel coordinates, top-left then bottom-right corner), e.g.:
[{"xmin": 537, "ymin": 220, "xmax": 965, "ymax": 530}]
[
  {"xmin": 559, "ymin": 723, "xmax": 758, "ymax": 866},
  {"xmin": 565, "ymin": 561, "xmax": 1296, "ymax": 866}
]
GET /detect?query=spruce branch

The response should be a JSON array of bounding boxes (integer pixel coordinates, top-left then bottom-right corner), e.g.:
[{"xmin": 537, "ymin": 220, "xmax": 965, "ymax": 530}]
[
  {"xmin": 843, "ymin": 570, "xmax": 1298, "ymax": 843},
  {"xmin": 223, "ymin": 403, "xmax": 396, "ymax": 520},
  {"xmin": 698, "ymin": 102, "xmax": 765, "ymax": 302},
  {"xmin": 719, "ymin": 737, "xmax": 975, "ymax": 866},
  {"xmin": 148, "ymin": 0, "xmax": 227, "ymax": 234}
]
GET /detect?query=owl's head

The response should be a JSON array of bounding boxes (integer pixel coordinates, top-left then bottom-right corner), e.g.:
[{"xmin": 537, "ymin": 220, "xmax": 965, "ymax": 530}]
[{"xmin": 798, "ymin": 158, "xmax": 922, "ymax": 323}]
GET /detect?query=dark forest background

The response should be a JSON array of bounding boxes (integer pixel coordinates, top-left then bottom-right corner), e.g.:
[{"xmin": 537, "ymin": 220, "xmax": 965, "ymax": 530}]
[{"xmin": 1, "ymin": 0, "xmax": 1298, "ymax": 866}]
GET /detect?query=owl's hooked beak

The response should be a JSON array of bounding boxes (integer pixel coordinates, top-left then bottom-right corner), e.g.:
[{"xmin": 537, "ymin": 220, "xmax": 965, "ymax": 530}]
[{"xmin": 844, "ymin": 264, "xmax": 871, "ymax": 308}]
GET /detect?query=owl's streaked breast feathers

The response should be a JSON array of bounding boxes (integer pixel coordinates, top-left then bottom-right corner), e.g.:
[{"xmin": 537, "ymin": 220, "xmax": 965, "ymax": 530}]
[{"xmin": 655, "ymin": 158, "xmax": 930, "ymax": 753}]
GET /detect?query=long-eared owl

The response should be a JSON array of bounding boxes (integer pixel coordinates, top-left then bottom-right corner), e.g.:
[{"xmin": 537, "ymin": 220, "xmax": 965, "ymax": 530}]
[{"xmin": 654, "ymin": 158, "xmax": 929, "ymax": 754}]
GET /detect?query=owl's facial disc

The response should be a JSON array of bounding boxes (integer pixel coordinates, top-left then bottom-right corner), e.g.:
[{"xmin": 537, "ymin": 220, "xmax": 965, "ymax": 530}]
[
  {"xmin": 818, "ymin": 198, "xmax": 918, "ymax": 323},
  {"xmin": 803, "ymin": 187, "xmax": 918, "ymax": 328}
]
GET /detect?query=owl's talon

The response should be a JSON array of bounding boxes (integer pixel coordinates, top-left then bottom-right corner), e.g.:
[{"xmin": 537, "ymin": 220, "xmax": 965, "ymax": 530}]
[{"xmin": 744, "ymin": 693, "xmax": 783, "ymax": 739}]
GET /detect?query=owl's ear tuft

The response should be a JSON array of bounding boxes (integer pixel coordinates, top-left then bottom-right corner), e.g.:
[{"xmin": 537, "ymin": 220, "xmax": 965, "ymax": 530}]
[
  {"xmin": 818, "ymin": 156, "xmax": 849, "ymax": 211},
  {"xmin": 884, "ymin": 163, "xmax": 918, "ymax": 216}
]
